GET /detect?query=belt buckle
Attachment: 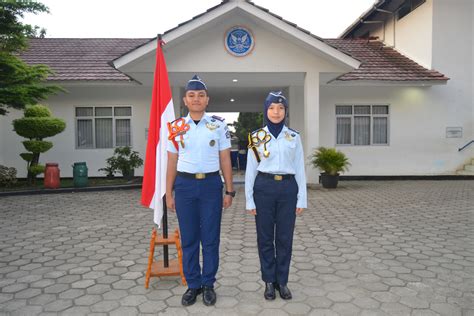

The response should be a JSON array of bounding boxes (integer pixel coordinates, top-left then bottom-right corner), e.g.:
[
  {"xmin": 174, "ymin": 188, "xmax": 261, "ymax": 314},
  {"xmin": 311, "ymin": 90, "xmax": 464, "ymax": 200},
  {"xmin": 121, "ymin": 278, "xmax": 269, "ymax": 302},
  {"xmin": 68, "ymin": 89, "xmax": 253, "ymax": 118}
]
[
  {"xmin": 274, "ymin": 175, "xmax": 283, "ymax": 181},
  {"xmin": 195, "ymin": 173, "xmax": 206, "ymax": 179}
]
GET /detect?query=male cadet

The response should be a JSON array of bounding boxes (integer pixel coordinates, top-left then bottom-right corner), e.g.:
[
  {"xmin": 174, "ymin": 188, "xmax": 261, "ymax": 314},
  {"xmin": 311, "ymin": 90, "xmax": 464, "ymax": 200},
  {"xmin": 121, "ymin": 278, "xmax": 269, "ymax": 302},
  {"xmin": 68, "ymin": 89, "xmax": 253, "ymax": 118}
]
[{"xmin": 165, "ymin": 75, "xmax": 235, "ymax": 306}]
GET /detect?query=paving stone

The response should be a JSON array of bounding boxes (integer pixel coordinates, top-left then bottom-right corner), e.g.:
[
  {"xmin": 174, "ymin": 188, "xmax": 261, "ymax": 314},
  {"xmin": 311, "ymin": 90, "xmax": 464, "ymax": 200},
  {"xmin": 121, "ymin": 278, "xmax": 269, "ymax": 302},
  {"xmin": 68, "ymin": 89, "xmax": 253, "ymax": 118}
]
[{"xmin": 0, "ymin": 181, "xmax": 472, "ymax": 315}]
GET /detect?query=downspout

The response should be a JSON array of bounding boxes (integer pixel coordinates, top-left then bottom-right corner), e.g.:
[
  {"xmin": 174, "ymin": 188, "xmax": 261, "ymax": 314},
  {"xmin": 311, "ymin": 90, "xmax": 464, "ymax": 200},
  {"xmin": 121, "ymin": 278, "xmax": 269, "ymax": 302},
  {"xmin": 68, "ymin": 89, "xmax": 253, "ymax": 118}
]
[{"xmin": 374, "ymin": 7, "xmax": 397, "ymax": 47}]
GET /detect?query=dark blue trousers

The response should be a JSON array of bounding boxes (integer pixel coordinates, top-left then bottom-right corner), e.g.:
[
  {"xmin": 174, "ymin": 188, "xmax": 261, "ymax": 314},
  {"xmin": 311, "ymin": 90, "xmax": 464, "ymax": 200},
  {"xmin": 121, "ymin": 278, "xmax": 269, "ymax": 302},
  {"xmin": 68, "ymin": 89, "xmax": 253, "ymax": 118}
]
[
  {"xmin": 253, "ymin": 174, "xmax": 297, "ymax": 285},
  {"xmin": 174, "ymin": 174, "xmax": 223, "ymax": 289}
]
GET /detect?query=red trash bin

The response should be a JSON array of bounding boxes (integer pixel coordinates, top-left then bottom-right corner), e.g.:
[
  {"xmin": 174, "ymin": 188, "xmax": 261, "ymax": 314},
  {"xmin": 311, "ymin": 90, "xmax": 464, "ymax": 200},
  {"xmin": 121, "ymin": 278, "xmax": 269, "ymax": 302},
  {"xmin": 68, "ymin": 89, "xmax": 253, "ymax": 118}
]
[{"xmin": 44, "ymin": 163, "xmax": 60, "ymax": 189}]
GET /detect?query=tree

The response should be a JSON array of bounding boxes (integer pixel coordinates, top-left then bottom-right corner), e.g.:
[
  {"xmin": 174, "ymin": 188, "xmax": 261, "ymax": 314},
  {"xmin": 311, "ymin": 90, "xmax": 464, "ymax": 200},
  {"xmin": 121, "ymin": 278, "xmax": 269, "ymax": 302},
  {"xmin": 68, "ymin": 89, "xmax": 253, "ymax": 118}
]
[
  {"xmin": 0, "ymin": 1, "xmax": 62, "ymax": 115},
  {"xmin": 13, "ymin": 104, "xmax": 66, "ymax": 184},
  {"xmin": 233, "ymin": 112, "xmax": 263, "ymax": 149}
]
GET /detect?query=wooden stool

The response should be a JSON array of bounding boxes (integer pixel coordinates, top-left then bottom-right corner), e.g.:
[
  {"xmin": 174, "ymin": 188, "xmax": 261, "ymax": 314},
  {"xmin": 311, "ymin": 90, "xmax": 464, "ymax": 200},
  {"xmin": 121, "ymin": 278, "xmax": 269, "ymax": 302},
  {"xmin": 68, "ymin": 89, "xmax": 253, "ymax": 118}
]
[{"xmin": 145, "ymin": 228, "xmax": 186, "ymax": 288}]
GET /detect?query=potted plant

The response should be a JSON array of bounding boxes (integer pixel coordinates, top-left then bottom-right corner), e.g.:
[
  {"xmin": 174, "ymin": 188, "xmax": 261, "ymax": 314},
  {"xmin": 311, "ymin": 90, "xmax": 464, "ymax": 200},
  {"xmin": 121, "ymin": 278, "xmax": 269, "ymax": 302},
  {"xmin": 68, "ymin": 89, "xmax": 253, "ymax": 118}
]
[
  {"xmin": 103, "ymin": 146, "xmax": 143, "ymax": 181},
  {"xmin": 310, "ymin": 147, "xmax": 350, "ymax": 188},
  {"xmin": 98, "ymin": 160, "xmax": 116, "ymax": 179}
]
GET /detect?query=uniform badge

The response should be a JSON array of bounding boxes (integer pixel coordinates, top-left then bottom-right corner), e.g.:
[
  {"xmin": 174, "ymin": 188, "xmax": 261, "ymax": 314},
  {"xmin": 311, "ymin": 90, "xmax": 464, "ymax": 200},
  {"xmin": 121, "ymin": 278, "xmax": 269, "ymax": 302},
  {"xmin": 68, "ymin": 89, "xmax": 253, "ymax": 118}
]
[
  {"xmin": 284, "ymin": 131, "xmax": 295, "ymax": 141},
  {"xmin": 209, "ymin": 140, "xmax": 216, "ymax": 147},
  {"xmin": 249, "ymin": 129, "xmax": 271, "ymax": 158},
  {"xmin": 206, "ymin": 122, "xmax": 219, "ymax": 131}
]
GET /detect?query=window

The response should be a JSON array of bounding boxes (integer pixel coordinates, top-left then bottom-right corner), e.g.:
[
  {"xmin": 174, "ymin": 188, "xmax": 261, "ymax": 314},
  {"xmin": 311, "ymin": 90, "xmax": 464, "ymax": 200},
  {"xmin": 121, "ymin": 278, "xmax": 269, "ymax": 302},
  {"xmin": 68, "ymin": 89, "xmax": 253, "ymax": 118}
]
[
  {"xmin": 397, "ymin": 0, "xmax": 426, "ymax": 20},
  {"xmin": 336, "ymin": 105, "xmax": 389, "ymax": 146},
  {"xmin": 76, "ymin": 106, "xmax": 132, "ymax": 149}
]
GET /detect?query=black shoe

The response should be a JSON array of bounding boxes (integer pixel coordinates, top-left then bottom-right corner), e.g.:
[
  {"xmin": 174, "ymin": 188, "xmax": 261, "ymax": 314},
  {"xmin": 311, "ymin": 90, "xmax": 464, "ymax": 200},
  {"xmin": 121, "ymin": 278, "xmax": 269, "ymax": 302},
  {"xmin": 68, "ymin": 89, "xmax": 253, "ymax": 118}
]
[
  {"xmin": 202, "ymin": 286, "xmax": 217, "ymax": 306},
  {"xmin": 276, "ymin": 284, "xmax": 292, "ymax": 300},
  {"xmin": 181, "ymin": 287, "xmax": 202, "ymax": 306},
  {"xmin": 264, "ymin": 282, "xmax": 276, "ymax": 300}
]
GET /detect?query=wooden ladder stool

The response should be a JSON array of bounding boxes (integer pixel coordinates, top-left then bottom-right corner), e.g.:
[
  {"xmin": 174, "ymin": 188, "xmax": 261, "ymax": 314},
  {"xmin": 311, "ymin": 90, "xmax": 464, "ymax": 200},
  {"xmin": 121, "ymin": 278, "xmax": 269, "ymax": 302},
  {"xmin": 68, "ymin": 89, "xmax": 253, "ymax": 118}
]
[{"xmin": 145, "ymin": 228, "xmax": 186, "ymax": 288}]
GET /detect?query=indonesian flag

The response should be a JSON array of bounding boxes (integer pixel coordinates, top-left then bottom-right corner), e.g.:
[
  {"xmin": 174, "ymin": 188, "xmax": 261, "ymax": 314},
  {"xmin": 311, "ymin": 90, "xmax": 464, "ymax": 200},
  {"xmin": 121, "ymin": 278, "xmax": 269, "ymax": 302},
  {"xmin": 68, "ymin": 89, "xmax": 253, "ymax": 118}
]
[{"xmin": 141, "ymin": 38, "xmax": 175, "ymax": 226}]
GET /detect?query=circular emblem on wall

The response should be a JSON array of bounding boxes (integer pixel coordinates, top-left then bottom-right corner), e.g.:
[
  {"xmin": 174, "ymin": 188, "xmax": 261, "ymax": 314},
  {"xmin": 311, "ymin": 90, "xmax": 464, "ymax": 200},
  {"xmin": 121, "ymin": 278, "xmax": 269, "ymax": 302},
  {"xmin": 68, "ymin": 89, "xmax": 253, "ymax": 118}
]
[{"xmin": 224, "ymin": 26, "xmax": 254, "ymax": 57}]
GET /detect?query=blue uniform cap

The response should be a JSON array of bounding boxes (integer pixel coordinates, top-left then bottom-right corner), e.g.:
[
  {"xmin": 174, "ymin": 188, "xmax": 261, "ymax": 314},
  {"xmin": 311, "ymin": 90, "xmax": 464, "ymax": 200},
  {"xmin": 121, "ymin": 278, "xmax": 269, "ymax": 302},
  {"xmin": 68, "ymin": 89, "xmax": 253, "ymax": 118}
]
[
  {"xmin": 264, "ymin": 91, "xmax": 288, "ymax": 108},
  {"xmin": 185, "ymin": 74, "xmax": 207, "ymax": 91}
]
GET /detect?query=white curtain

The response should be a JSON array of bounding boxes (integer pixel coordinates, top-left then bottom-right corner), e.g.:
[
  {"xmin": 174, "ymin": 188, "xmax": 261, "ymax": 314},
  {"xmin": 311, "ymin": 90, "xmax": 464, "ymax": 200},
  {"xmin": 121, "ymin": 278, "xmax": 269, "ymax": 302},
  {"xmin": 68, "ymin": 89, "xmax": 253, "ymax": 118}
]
[
  {"xmin": 77, "ymin": 119, "xmax": 93, "ymax": 148},
  {"xmin": 95, "ymin": 118, "xmax": 113, "ymax": 148},
  {"xmin": 116, "ymin": 119, "xmax": 131, "ymax": 147},
  {"xmin": 373, "ymin": 117, "xmax": 388, "ymax": 144},
  {"xmin": 354, "ymin": 116, "xmax": 370, "ymax": 145},
  {"xmin": 336, "ymin": 117, "xmax": 351, "ymax": 145}
]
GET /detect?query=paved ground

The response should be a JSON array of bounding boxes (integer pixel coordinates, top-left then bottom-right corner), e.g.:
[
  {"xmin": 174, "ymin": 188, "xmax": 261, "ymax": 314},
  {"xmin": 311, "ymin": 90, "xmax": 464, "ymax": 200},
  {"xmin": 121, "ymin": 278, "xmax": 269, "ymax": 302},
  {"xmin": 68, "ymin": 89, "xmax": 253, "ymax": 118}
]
[{"xmin": 0, "ymin": 181, "xmax": 473, "ymax": 316}]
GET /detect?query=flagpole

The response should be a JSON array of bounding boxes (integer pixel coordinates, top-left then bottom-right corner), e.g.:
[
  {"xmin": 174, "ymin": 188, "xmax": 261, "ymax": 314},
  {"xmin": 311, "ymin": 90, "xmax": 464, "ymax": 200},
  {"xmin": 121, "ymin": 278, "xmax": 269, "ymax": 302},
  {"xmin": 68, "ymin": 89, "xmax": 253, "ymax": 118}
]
[{"xmin": 158, "ymin": 33, "xmax": 170, "ymax": 268}]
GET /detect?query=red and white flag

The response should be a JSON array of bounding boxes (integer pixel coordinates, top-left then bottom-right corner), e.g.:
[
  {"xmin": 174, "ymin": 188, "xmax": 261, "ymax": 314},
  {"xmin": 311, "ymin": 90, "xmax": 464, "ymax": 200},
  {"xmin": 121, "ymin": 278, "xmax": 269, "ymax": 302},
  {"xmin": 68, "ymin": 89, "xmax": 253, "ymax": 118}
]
[{"xmin": 141, "ymin": 38, "xmax": 175, "ymax": 226}]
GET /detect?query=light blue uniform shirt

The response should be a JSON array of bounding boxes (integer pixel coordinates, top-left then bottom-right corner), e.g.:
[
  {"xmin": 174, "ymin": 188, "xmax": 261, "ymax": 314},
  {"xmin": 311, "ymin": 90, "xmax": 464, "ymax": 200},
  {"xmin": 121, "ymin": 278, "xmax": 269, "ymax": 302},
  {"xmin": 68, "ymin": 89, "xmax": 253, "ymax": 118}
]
[
  {"xmin": 167, "ymin": 112, "xmax": 231, "ymax": 173},
  {"xmin": 245, "ymin": 125, "xmax": 307, "ymax": 210}
]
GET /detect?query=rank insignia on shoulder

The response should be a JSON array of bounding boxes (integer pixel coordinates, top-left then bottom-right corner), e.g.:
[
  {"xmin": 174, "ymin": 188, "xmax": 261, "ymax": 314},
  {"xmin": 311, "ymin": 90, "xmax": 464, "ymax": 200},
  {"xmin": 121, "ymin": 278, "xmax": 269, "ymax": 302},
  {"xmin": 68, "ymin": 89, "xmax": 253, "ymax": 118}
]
[
  {"xmin": 288, "ymin": 128, "xmax": 300, "ymax": 135},
  {"xmin": 211, "ymin": 115, "xmax": 225, "ymax": 122},
  {"xmin": 284, "ymin": 131, "xmax": 295, "ymax": 141}
]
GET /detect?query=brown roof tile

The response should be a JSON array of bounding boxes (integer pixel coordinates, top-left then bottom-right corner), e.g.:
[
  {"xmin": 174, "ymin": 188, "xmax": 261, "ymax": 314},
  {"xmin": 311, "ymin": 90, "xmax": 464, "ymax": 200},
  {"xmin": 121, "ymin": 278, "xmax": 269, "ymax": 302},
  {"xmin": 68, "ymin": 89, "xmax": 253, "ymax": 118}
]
[
  {"xmin": 19, "ymin": 38, "xmax": 150, "ymax": 81},
  {"xmin": 325, "ymin": 38, "xmax": 449, "ymax": 82},
  {"xmin": 19, "ymin": 37, "xmax": 448, "ymax": 83}
]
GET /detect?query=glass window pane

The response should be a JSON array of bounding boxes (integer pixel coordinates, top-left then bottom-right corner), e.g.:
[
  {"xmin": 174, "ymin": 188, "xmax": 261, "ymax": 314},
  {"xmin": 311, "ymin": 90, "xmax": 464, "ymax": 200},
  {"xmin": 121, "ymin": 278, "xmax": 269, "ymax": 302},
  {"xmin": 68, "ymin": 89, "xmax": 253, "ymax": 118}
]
[
  {"xmin": 95, "ymin": 107, "xmax": 112, "ymax": 117},
  {"xmin": 354, "ymin": 106, "xmax": 371, "ymax": 115},
  {"xmin": 95, "ymin": 118, "xmax": 113, "ymax": 148},
  {"xmin": 77, "ymin": 119, "xmax": 93, "ymax": 148},
  {"xmin": 116, "ymin": 119, "xmax": 131, "ymax": 147},
  {"xmin": 114, "ymin": 107, "xmax": 132, "ymax": 116},
  {"xmin": 373, "ymin": 105, "xmax": 389, "ymax": 115},
  {"xmin": 354, "ymin": 116, "xmax": 370, "ymax": 145},
  {"xmin": 336, "ymin": 117, "xmax": 351, "ymax": 145},
  {"xmin": 373, "ymin": 117, "xmax": 388, "ymax": 144},
  {"xmin": 336, "ymin": 106, "xmax": 352, "ymax": 115},
  {"xmin": 76, "ymin": 107, "xmax": 93, "ymax": 117}
]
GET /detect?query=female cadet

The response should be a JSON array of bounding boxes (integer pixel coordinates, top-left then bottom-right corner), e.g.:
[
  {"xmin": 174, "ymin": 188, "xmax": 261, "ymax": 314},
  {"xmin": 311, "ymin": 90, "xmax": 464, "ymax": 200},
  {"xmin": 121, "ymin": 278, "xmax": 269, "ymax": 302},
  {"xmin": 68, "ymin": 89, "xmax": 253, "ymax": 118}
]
[
  {"xmin": 245, "ymin": 91, "xmax": 307, "ymax": 300},
  {"xmin": 166, "ymin": 75, "xmax": 235, "ymax": 307}
]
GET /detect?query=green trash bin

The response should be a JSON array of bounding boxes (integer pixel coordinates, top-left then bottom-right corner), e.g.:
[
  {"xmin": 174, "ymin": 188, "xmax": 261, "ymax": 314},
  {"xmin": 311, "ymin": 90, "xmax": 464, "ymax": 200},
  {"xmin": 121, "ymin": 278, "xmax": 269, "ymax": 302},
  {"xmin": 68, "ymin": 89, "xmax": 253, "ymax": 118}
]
[{"xmin": 73, "ymin": 162, "xmax": 88, "ymax": 187}]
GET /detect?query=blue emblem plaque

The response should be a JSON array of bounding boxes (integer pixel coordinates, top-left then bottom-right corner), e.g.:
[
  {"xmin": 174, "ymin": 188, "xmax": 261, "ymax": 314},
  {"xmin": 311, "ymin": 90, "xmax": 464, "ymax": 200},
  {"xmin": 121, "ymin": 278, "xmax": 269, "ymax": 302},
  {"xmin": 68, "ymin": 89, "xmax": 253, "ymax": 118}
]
[{"xmin": 225, "ymin": 26, "xmax": 254, "ymax": 57}]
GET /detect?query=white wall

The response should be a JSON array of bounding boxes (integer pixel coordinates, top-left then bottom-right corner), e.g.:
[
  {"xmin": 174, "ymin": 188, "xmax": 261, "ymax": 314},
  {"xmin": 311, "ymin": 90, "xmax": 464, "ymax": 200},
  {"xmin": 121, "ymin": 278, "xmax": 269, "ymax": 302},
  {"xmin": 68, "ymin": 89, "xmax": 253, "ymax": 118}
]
[
  {"xmin": 0, "ymin": 85, "xmax": 152, "ymax": 178},
  {"xmin": 320, "ymin": 84, "xmax": 473, "ymax": 175},
  {"xmin": 124, "ymin": 12, "xmax": 349, "ymax": 183},
  {"xmin": 432, "ymin": 0, "xmax": 473, "ymax": 150},
  {"xmin": 364, "ymin": 0, "xmax": 433, "ymax": 68}
]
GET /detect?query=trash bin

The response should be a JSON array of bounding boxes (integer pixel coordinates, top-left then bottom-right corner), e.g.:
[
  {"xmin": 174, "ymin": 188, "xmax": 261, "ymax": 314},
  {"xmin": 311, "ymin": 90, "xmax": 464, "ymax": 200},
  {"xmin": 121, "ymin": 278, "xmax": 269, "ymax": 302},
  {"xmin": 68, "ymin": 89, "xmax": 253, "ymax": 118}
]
[
  {"xmin": 238, "ymin": 149, "xmax": 247, "ymax": 170},
  {"xmin": 73, "ymin": 162, "xmax": 88, "ymax": 187},
  {"xmin": 231, "ymin": 150, "xmax": 239, "ymax": 169},
  {"xmin": 44, "ymin": 163, "xmax": 60, "ymax": 189}
]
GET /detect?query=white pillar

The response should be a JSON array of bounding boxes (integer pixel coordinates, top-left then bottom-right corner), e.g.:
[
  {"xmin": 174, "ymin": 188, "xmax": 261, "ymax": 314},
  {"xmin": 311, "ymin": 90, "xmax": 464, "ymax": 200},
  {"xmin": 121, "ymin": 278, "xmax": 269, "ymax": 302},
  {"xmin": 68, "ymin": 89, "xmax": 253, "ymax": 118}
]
[{"xmin": 304, "ymin": 72, "xmax": 320, "ymax": 184}]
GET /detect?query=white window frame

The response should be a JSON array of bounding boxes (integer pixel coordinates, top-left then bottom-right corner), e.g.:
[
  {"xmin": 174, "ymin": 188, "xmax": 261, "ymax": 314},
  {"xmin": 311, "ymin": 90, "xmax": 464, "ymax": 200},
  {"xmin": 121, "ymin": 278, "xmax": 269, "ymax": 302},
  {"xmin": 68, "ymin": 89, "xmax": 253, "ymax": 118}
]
[
  {"xmin": 335, "ymin": 104, "xmax": 390, "ymax": 147},
  {"xmin": 75, "ymin": 105, "xmax": 133, "ymax": 149}
]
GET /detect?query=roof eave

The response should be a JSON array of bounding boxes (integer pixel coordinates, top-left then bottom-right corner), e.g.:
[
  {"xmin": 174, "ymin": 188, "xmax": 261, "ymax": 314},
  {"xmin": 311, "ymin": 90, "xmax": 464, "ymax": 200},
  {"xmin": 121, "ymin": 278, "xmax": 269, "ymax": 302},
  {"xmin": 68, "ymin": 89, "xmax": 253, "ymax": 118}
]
[
  {"xmin": 327, "ymin": 79, "xmax": 449, "ymax": 86},
  {"xmin": 113, "ymin": 0, "xmax": 361, "ymax": 70},
  {"xmin": 339, "ymin": 0, "xmax": 384, "ymax": 39}
]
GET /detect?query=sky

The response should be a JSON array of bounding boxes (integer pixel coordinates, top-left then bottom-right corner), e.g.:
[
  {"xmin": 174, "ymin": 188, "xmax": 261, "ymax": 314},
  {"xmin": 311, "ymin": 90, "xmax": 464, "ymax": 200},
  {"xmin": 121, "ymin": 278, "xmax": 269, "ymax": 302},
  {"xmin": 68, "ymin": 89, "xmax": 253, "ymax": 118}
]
[
  {"xmin": 22, "ymin": 0, "xmax": 376, "ymax": 124},
  {"xmin": 23, "ymin": 0, "xmax": 376, "ymax": 39}
]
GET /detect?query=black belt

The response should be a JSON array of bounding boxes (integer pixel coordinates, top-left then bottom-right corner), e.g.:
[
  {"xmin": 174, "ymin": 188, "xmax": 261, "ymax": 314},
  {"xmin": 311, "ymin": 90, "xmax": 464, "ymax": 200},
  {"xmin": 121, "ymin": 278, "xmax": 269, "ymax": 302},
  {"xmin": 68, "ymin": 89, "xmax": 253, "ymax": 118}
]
[
  {"xmin": 177, "ymin": 171, "xmax": 219, "ymax": 179},
  {"xmin": 258, "ymin": 171, "xmax": 294, "ymax": 181}
]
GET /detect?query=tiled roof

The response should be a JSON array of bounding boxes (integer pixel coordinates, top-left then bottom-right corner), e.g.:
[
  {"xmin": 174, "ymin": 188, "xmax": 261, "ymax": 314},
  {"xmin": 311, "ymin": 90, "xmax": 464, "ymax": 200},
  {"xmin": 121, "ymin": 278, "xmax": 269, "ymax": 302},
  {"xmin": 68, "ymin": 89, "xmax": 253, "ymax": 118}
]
[
  {"xmin": 325, "ymin": 39, "xmax": 449, "ymax": 82},
  {"xmin": 20, "ymin": 37, "xmax": 448, "ymax": 83},
  {"xmin": 19, "ymin": 38, "xmax": 151, "ymax": 81}
]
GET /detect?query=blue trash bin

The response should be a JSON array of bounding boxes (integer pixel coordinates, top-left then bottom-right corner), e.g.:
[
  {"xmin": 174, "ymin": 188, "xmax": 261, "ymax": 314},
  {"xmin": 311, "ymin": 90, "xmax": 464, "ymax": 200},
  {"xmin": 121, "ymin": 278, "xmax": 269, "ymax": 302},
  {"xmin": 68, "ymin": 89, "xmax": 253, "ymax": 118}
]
[
  {"xmin": 231, "ymin": 150, "xmax": 238, "ymax": 169},
  {"xmin": 238, "ymin": 149, "xmax": 247, "ymax": 170}
]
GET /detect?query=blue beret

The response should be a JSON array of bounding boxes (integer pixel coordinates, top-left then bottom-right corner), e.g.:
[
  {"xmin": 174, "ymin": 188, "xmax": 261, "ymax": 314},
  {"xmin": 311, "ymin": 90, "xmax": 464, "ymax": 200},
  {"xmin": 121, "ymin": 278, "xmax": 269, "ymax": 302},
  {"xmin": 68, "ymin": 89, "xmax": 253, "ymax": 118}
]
[
  {"xmin": 185, "ymin": 74, "xmax": 207, "ymax": 91},
  {"xmin": 264, "ymin": 91, "xmax": 288, "ymax": 108}
]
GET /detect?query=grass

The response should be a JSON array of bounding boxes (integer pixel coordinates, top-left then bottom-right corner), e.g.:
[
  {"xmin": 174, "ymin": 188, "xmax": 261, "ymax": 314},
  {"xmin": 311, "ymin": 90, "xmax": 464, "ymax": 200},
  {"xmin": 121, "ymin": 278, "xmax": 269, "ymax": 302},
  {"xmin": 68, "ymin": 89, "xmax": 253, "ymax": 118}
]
[{"xmin": 0, "ymin": 177, "xmax": 141, "ymax": 192}]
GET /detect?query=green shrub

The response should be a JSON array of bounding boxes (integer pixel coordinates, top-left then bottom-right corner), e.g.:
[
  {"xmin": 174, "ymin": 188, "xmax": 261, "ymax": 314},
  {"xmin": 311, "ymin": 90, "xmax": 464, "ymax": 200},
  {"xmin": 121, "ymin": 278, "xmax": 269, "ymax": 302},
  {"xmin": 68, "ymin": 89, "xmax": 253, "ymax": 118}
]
[
  {"xmin": 24, "ymin": 104, "xmax": 51, "ymax": 118},
  {"xmin": 22, "ymin": 140, "xmax": 53, "ymax": 153},
  {"xmin": 20, "ymin": 153, "xmax": 33, "ymax": 162},
  {"xmin": 28, "ymin": 164, "xmax": 45, "ymax": 176},
  {"xmin": 12, "ymin": 104, "xmax": 66, "ymax": 183},
  {"xmin": 13, "ymin": 117, "xmax": 66, "ymax": 139},
  {"xmin": 310, "ymin": 147, "xmax": 350, "ymax": 176},
  {"xmin": 102, "ymin": 146, "xmax": 143, "ymax": 179},
  {"xmin": 0, "ymin": 165, "xmax": 17, "ymax": 186}
]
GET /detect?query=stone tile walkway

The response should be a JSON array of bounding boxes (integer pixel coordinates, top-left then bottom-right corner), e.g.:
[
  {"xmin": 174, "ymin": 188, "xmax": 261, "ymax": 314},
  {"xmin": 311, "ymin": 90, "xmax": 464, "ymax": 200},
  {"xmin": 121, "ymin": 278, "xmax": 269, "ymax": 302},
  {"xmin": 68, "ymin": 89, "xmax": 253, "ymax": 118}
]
[{"xmin": 0, "ymin": 181, "xmax": 473, "ymax": 315}]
